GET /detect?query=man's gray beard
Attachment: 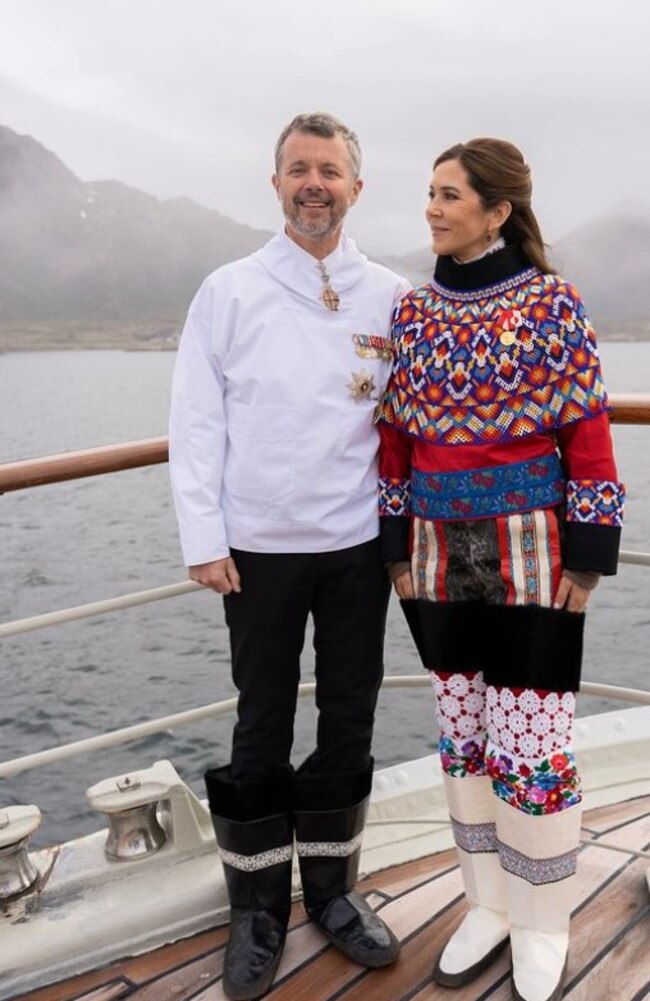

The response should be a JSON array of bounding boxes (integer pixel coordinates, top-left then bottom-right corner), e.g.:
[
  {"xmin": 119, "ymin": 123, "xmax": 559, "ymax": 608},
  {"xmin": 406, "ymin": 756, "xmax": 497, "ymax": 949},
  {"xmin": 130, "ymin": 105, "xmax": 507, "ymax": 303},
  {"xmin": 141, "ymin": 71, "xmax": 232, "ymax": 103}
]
[{"xmin": 285, "ymin": 204, "xmax": 345, "ymax": 242}]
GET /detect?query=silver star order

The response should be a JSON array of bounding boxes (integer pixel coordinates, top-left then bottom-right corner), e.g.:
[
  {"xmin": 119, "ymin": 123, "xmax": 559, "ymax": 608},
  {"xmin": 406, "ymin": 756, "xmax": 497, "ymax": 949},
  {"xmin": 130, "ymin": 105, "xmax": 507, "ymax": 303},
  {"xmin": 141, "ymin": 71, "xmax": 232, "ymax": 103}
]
[{"xmin": 348, "ymin": 369, "xmax": 377, "ymax": 402}]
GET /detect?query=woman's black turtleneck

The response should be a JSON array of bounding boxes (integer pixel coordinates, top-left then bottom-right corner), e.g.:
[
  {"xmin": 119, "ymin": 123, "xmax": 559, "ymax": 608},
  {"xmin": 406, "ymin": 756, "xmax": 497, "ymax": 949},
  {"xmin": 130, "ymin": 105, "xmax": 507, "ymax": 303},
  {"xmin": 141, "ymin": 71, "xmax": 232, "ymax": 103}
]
[{"xmin": 433, "ymin": 244, "xmax": 535, "ymax": 293}]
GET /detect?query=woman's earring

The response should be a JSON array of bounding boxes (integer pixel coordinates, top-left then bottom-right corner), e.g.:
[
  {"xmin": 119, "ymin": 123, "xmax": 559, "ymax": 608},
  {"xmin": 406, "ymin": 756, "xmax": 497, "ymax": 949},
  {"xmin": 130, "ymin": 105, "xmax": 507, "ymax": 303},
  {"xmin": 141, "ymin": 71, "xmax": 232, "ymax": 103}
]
[{"xmin": 486, "ymin": 231, "xmax": 493, "ymax": 244}]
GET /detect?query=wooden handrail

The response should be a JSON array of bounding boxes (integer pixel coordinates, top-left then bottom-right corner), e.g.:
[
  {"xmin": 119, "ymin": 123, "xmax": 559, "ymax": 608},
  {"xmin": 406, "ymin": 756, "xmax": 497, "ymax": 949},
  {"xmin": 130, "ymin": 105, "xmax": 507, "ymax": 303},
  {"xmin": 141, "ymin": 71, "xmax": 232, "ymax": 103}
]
[
  {"xmin": 608, "ymin": 393, "xmax": 650, "ymax": 424},
  {"xmin": 1, "ymin": 394, "xmax": 649, "ymax": 494},
  {"xmin": 0, "ymin": 437, "xmax": 168, "ymax": 494}
]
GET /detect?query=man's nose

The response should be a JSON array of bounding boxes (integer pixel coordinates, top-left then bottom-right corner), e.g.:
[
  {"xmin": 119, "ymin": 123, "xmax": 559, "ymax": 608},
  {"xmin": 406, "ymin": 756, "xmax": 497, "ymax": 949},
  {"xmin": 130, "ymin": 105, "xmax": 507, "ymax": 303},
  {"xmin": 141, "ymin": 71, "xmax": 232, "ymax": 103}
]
[{"xmin": 303, "ymin": 168, "xmax": 325, "ymax": 189}]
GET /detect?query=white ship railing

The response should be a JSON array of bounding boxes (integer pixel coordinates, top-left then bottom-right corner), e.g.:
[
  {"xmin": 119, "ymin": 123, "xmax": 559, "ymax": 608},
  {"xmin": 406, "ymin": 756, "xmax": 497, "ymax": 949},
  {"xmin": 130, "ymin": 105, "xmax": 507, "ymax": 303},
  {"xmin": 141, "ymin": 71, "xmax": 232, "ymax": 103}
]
[
  {"xmin": 2, "ymin": 393, "xmax": 649, "ymax": 784},
  {"xmin": 0, "ymin": 545, "xmax": 648, "ymax": 638}
]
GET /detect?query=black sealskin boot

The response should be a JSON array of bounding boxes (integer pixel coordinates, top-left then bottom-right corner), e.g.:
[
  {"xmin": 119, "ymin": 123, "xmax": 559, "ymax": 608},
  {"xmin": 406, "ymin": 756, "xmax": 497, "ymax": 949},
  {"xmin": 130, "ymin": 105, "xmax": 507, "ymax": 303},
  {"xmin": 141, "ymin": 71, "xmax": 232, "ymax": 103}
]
[
  {"xmin": 293, "ymin": 761, "xmax": 400, "ymax": 968},
  {"xmin": 206, "ymin": 767, "xmax": 294, "ymax": 1001}
]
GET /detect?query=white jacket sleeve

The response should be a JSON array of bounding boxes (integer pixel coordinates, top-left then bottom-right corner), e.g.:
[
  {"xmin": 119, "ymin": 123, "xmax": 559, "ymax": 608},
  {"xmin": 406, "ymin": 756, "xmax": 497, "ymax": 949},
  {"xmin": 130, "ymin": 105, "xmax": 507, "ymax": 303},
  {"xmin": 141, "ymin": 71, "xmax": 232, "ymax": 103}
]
[{"xmin": 169, "ymin": 283, "xmax": 230, "ymax": 566}]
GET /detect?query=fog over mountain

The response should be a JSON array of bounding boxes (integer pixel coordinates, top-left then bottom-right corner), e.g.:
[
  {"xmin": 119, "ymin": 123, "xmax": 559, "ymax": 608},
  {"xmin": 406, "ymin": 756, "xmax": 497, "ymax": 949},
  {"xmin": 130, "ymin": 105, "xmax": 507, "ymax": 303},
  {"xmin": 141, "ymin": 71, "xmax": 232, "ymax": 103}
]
[
  {"xmin": 0, "ymin": 125, "xmax": 272, "ymax": 345},
  {"xmin": 1, "ymin": 125, "xmax": 649, "ymax": 347}
]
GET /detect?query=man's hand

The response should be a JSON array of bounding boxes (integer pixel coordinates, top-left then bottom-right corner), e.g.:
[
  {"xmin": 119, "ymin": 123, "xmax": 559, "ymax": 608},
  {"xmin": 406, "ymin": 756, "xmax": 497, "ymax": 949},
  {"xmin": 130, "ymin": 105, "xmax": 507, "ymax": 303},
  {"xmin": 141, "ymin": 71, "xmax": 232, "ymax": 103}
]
[
  {"xmin": 189, "ymin": 557, "xmax": 242, "ymax": 595},
  {"xmin": 553, "ymin": 574, "xmax": 590, "ymax": 613},
  {"xmin": 393, "ymin": 568, "xmax": 415, "ymax": 600}
]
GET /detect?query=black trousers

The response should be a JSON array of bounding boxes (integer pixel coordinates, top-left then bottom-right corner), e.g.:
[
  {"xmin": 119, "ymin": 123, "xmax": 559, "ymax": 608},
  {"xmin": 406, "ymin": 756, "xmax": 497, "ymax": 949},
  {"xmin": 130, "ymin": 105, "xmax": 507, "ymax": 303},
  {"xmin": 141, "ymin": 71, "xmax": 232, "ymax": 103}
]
[{"xmin": 223, "ymin": 538, "xmax": 390, "ymax": 781}]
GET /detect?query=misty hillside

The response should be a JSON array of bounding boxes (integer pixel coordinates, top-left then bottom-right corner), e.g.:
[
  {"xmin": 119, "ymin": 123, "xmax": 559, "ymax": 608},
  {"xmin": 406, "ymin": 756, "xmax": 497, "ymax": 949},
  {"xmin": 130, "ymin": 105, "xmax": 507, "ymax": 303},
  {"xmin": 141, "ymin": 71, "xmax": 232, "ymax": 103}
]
[
  {"xmin": 1, "ymin": 125, "xmax": 649, "ymax": 345},
  {"xmin": 552, "ymin": 203, "xmax": 650, "ymax": 325},
  {"xmin": 0, "ymin": 125, "xmax": 272, "ymax": 335},
  {"xmin": 383, "ymin": 206, "xmax": 650, "ymax": 339}
]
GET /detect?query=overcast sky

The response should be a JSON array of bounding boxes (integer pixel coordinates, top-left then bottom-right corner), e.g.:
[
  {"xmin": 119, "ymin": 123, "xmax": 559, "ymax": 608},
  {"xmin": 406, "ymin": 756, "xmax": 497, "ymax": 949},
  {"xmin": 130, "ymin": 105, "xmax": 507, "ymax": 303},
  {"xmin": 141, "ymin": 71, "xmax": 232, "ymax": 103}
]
[{"xmin": 1, "ymin": 0, "xmax": 649, "ymax": 255}]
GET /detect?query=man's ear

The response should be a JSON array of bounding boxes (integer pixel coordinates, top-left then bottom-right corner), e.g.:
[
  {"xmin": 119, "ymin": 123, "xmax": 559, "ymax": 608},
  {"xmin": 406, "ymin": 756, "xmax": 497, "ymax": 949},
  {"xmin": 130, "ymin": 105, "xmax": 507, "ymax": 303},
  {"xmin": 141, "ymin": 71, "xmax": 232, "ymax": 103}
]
[
  {"xmin": 349, "ymin": 177, "xmax": 364, "ymax": 206},
  {"xmin": 271, "ymin": 174, "xmax": 281, "ymax": 199}
]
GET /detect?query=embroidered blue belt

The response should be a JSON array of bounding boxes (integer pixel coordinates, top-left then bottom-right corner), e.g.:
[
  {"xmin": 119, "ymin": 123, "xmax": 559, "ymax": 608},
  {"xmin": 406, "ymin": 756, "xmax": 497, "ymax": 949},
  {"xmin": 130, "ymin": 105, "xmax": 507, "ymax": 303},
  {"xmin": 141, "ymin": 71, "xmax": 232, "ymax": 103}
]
[{"xmin": 411, "ymin": 453, "xmax": 565, "ymax": 521}]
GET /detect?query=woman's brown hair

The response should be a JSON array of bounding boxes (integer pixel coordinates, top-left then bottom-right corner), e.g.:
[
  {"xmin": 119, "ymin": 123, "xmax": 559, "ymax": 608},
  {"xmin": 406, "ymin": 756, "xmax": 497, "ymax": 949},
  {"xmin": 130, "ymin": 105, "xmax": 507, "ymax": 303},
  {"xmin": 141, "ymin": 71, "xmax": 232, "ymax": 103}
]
[{"xmin": 434, "ymin": 138, "xmax": 553, "ymax": 274}]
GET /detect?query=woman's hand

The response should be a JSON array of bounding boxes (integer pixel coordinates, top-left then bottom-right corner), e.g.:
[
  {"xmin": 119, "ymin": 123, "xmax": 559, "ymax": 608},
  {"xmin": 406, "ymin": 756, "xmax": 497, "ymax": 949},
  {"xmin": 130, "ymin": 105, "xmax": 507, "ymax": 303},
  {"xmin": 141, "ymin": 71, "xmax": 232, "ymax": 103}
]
[
  {"xmin": 393, "ymin": 568, "xmax": 415, "ymax": 600},
  {"xmin": 553, "ymin": 574, "xmax": 591, "ymax": 613}
]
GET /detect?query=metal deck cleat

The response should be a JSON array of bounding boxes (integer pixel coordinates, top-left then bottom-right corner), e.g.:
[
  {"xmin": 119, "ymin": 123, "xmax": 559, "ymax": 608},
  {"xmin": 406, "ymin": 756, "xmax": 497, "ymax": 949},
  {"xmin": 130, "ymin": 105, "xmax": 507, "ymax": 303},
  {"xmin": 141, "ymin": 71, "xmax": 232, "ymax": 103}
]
[
  {"xmin": 86, "ymin": 759, "xmax": 213, "ymax": 861},
  {"xmin": 0, "ymin": 805, "xmax": 42, "ymax": 900}
]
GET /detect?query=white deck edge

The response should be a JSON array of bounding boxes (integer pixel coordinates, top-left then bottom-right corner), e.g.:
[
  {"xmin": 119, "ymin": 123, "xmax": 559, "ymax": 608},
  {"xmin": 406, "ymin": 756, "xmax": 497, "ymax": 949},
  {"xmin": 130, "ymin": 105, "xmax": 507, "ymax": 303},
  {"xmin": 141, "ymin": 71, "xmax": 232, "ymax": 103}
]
[{"xmin": 2, "ymin": 705, "xmax": 650, "ymax": 999}]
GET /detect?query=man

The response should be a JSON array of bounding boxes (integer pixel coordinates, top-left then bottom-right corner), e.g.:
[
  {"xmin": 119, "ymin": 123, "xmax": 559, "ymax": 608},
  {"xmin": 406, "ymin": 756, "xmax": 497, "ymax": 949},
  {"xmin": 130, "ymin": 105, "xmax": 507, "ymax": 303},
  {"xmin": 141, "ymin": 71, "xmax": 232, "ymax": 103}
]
[{"xmin": 169, "ymin": 112, "xmax": 409, "ymax": 1001}]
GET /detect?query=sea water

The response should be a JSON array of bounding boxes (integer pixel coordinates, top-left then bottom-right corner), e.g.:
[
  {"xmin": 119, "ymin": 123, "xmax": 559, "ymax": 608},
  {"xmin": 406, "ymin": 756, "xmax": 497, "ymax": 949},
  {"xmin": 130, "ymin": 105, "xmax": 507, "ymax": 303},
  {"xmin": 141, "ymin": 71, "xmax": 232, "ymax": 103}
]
[{"xmin": 1, "ymin": 345, "xmax": 648, "ymax": 844}]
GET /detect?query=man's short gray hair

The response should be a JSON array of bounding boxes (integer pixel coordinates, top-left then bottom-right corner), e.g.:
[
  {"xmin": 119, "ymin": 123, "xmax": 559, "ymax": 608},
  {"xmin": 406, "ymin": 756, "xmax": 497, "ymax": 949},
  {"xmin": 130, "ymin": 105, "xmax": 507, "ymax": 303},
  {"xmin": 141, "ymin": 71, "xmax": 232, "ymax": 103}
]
[{"xmin": 274, "ymin": 112, "xmax": 362, "ymax": 178}]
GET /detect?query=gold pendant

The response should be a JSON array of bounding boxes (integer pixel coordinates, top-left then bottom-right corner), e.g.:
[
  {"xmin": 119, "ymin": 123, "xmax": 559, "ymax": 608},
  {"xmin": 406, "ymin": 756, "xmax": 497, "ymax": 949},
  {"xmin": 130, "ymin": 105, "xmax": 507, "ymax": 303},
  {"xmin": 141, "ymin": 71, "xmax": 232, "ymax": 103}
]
[
  {"xmin": 500, "ymin": 331, "xmax": 516, "ymax": 346},
  {"xmin": 321, "ymin": 286, "xmax": 340, "ymax": 311}
]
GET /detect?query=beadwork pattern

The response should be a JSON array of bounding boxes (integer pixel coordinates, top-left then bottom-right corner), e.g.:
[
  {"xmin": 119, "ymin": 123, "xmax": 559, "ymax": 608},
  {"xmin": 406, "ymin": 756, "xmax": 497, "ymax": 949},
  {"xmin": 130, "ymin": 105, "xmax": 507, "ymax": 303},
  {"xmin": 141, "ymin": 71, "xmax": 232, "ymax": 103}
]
[
  {"xmin": 567, "ymin": 479, "xmax": 625, "ymax": 527},
  {"xmin": 379, "ymin": 476, "xmax": 411, "ymax": 516},
  {"xmin": 382, "ymin": 274, "xmax": 609, "ymax": 446},
  {"xmin": 219, "ymin": 843, "xmax": 294, "ymax": 872},
  {"xmin": 451, "ymin": 817, "xmax": 498, "ymax": 854},
  {"xmin": 497, "ymin": 841, "xmax": 579, "ymax": 885},
  {"xmin": 296, "ymin": 832, "xmax": 364, "ymax": 858}
]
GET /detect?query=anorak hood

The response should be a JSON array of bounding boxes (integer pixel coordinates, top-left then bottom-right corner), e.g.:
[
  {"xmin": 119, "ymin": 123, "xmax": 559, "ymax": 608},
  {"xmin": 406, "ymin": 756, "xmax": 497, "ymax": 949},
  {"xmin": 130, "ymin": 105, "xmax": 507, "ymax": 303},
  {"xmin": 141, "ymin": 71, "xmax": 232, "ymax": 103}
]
[{"xmin": 253, "ymin": 229, "xmax": 368, "ymax": 304}]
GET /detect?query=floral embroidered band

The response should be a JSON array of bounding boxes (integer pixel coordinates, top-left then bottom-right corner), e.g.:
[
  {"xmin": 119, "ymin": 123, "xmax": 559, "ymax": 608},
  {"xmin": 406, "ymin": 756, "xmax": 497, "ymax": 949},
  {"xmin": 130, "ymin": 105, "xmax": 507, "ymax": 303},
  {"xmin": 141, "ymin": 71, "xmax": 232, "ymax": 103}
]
[
  {"xmin": 439, "ymin": 734, "xmax": 487, "ymax": 777},
  {"xmin": 411, "ymin": 454, "xmax": 565, "ymax": 521},
  {"xmin": 486, "ymin": 745, "xmax": 581, "ymax": 815}
]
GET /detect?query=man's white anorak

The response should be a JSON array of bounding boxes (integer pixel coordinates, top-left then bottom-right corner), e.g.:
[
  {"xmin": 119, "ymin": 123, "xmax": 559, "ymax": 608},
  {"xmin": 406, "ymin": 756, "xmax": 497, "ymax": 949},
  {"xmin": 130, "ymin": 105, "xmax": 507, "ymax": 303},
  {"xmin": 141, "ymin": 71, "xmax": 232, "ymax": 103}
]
[{"xmin": 169, "ymin": 230, "xmax": 410, "ymax": 566}]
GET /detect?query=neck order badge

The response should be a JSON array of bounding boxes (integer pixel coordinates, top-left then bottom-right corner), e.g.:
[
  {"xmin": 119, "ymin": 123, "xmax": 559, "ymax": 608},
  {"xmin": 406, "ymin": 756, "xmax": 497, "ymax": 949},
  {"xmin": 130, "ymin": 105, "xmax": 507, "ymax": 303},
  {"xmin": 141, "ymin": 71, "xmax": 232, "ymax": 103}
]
[{"xmin": 317, "ymin": 261, "xmax": 340, "ymax": 311}]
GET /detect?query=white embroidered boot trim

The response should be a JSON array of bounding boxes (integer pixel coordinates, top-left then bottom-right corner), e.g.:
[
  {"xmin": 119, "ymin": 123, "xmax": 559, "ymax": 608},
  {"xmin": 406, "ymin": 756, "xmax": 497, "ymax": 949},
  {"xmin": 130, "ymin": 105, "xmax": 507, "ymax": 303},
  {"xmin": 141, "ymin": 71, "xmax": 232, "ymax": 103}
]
[
  {"xmin": 496, "ymin": 798, "xmax": 582, "ymax": 1001},
  {"xmin": 435, "ymin": 774, "xmax": 509, "ymax": 985}
]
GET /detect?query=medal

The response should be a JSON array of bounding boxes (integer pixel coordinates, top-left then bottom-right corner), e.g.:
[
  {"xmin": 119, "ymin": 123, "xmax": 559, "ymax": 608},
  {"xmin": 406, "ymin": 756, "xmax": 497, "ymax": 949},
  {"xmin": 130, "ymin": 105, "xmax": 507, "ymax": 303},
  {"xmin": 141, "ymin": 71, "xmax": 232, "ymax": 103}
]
[
  {"xmin": 500, "ymin": 331, "xmax": 516, "ymax": 346},
  {"xmin": 353, "ymin": 334, "xmax": 393, "ymax": 361},
  {"xmin": 348, "ymin": 369, "xmax": 376, "ymax": 402},
  {"xmin": 317, "ymin": 261, "xmax": 340, "ymax": 311},
  {"xmin": 321, "ymin": 286, "xmax": 340, "ymax": 311}
]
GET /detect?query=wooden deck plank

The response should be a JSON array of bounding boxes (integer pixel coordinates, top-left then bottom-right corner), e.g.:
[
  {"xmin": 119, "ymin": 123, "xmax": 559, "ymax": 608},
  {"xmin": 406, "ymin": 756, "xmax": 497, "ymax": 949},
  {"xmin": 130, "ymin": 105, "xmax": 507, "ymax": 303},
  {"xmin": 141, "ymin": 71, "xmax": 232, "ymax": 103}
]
[
  {"xmin": 112, "ymin": 928, "xmax": 228, "ymax": 984},
  {"xmin": 70, "ymin": 984, "xmax": 134, "ymax": 1001},
  {"xmin": 373, "ymin": 866, "xmax": 463, "ymax": 941},
  {"xmin": 362, "ymin": 848, "xmax": 457, "ymax": 897},
  {"xmin": 127, "ymin": 950, "xmax": 222, "ymax": 1000},
  {"xmin": 14, "ymin": 928, "xmax": 228, "ymax": 1001},
  {"xmin": 566, "ymin": 857, "xmax": 650, "ymax": 1000},
  {"xmin": 14, "ymin": 796, "xmax": 650, "ymax": 1001},
  {"xmin": 581, "ymin": 794, "xmax": 650, "ymax": 834}
]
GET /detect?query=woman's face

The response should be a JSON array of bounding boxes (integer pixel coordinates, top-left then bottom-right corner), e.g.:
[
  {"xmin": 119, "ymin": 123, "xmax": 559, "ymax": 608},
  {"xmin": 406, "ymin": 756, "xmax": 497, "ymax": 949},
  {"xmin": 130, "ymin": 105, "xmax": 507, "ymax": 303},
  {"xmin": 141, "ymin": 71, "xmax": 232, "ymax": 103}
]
[{"xmin": 426, "ymin": 158, "xmax": 500, "ymax": 262}]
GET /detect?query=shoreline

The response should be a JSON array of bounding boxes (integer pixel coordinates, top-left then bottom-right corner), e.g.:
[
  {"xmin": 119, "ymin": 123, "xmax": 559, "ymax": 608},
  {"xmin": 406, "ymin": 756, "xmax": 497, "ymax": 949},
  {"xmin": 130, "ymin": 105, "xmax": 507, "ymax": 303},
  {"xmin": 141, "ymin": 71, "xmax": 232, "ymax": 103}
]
[{"xmin": 2, "ymin": 327, "xmax": 650, "ymax": 353}]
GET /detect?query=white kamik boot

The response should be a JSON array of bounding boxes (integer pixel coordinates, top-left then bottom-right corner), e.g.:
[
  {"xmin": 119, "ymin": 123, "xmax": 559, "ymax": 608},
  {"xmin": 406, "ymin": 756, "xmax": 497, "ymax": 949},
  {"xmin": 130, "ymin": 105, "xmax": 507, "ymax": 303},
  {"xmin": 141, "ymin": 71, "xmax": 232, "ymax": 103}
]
[
  {"xmin": 433, "ymin": 774, "xmax": 510, "ymax": 986},
  {"xmin": 496, "ymin": 798, "xmax": 582, "ymax": 1001}
]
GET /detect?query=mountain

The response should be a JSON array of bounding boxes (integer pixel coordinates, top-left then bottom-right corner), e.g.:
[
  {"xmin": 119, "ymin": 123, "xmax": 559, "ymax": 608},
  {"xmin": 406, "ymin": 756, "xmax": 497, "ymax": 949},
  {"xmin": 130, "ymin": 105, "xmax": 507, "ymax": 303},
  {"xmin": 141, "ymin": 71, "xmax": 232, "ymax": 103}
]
[
  {"xmin": 551, "ymin": 203, "xmax": 650, "ymax": 337},
  {"xmin": 1, "ymin": 125, "xmax": 649, "ymax": 347},
  {"xmin": 0, "ymin": 125, "xmax": 272, "ymax": 346},
  {"xmin": 386, "ymin": 207, "xmax": 650, "ymax": 340}
]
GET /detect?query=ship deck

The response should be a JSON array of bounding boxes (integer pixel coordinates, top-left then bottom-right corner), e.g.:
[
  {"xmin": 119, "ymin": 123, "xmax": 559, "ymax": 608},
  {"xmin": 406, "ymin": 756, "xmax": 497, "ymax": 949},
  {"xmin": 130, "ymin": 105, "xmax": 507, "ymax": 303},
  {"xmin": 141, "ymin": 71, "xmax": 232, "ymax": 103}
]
[{"xmin": 15, "ymin": 792, "xmax": 650, "ymax": 1001}]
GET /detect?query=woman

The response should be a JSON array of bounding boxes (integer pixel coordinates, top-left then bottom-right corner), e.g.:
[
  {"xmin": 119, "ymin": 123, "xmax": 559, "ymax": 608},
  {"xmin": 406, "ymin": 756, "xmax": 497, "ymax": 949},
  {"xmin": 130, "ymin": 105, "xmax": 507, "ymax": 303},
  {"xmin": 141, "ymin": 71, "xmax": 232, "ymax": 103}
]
[{"xmin": 379, "ymin": 138, "xmax": 624, "ymax": 1001}]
